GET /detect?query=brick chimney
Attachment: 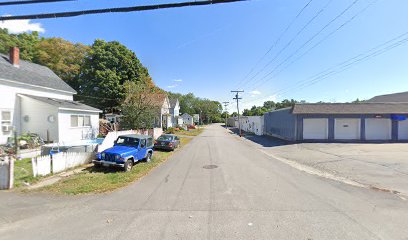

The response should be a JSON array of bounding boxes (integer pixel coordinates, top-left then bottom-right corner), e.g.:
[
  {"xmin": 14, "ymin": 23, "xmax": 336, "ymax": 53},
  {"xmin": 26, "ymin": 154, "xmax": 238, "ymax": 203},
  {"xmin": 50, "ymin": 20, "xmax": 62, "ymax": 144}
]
[{"xmin": 9, "ymin": 47, "xmax": 19, "ymax": 67}]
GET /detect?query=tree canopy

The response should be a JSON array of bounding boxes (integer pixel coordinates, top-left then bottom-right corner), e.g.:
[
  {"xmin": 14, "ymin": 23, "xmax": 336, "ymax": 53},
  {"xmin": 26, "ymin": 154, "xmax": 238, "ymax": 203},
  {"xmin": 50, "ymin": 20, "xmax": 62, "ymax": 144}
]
[{"xmin": 242, "ymin": 99, "xmax": 300, "ymax": 116}]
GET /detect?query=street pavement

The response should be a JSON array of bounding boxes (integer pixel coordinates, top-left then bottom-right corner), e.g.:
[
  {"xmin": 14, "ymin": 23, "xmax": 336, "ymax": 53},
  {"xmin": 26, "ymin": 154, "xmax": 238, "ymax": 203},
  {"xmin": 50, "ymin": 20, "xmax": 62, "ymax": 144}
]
[{"xmin": 1, "ymin": 124, "xmax": 408, "ymax": 239}]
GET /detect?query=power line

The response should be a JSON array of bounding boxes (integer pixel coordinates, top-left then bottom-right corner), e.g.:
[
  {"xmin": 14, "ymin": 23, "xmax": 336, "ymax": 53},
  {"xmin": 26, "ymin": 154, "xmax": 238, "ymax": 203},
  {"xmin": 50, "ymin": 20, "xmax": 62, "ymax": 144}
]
[
  {"xmin": 234, "ymin": 0, "xmax": 314, "ymax": 88},
  {"xmin": 0, "ymin": 0, "xmax": 74, "ymax": 6},
  {"xmin": 250, "ymin": 0, "xmax": 378, "ymax": 92},
  {"xmin": 250, "ymin": 0, "xmax": 375, "ymax": 92},
  {"xmin": 238, "ymin": 0, "xmax": 333, "ymax": 90},
  {"xmin": 246, "ymin": 0, "xmax": 360, "ymax": 92},
  {"xmin": 242, "ymin": 31, "xmax": 408, "ymax": 105},
  {"xmin": 0, "ymin": 0, "xmax": 249, "ymax": 21}
]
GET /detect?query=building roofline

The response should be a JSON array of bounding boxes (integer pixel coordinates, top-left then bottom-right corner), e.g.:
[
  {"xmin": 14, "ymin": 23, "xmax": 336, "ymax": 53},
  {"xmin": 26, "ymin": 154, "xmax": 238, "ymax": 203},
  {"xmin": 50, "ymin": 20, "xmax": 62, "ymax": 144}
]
[{"xmin": 0, "ymin": 77, "xmax": 77, "ymax": 94}]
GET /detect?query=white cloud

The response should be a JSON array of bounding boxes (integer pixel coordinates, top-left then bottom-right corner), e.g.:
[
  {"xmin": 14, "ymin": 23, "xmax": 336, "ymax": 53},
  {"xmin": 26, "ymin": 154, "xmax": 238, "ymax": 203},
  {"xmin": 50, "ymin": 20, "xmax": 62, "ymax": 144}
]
[
  {"xmin": 174, "ymin": 79, "xmax": 183, "ymax": 82},
  {"xmin": 167, "ymin": 85, "xmax": 177, "ymax": 89},
  {"xmin": 0, "ymin": 18, "xmax": 45, "ymax": 34},
  {"xmin": 249, "ymin": 90, "xmax": 261, "ymax": 95}
]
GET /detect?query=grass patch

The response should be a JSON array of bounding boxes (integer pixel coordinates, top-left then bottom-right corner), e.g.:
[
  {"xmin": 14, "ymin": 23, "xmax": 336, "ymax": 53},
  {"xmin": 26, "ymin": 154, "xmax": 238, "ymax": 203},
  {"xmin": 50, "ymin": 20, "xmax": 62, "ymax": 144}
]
[
  {"xmin": 39, "ymin": 137, "xmax": 193, "ymax": 195},
  {"xmin": 14, "ymin": 158, "xmax": 42, "ymax": 188},
  {"xmin": 176, "ymin": 127, "xmax": 204, "ymax": 137}
]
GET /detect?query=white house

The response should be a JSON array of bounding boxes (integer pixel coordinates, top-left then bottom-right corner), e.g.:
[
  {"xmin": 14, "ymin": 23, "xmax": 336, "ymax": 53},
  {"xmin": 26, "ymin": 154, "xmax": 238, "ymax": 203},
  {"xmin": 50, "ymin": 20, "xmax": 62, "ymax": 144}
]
[
  {"xmin": 240, "ymin": 116, "xmax": 265, "ymax": 136},
  {"xmin": 169, "ymin": 98, "xmax": 183, "ymax": 127},
  {"xmin": 181, "ymin": 113, "xmax": 194, "ymax": 126},
  {"xmin": 0, "ymin": 47, "xmax": 101, "ymax": 144},
  {"xmin": 152, "ymin": 94, "xmax": 172, "ymax": 129}
]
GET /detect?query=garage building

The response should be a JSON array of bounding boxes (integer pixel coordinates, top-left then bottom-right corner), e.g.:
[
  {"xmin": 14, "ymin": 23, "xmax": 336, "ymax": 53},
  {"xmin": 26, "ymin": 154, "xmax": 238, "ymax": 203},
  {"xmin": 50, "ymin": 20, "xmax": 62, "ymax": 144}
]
[{"xmin": 264, "ymin": 103, "xmax": 408, "ymax": 142}]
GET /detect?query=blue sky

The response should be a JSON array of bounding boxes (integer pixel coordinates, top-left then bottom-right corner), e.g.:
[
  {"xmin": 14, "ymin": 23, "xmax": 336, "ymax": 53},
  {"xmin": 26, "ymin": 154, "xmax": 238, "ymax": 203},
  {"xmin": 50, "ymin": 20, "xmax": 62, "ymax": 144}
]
[{"xmin": 1, "ymin": 0, "xmax": 408, "ymax": 111}]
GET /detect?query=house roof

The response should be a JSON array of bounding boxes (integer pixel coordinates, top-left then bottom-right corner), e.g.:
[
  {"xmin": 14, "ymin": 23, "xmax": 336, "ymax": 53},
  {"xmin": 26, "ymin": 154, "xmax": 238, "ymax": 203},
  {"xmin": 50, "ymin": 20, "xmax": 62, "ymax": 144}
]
[
  {"xmin": 22, "ymin": 94, "xmax": 101, "ymax": 113},
  {"xmin": 0, "ymin": 54, "xmax": 76, "ymax": 94},
  {"xmin": 181, "ymin": 113, "xmax": 192, "ymax": 117},
  {"xmin": 169, "ymin": 98, "xmax": 179, "ymax": 108},
  {"xmin": 292, "ymin": 103, "xmax": 408, "ymax": 114},
  {"xmin": 368, "ymin": 91, "xmax": 408, "ymax": 103}
]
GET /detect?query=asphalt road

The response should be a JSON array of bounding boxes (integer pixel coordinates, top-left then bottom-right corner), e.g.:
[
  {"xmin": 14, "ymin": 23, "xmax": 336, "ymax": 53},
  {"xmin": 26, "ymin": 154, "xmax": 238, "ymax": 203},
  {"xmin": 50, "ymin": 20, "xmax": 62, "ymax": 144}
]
[{"xmin": 1, "ymin": 124, "xmax": 408, "ymax": 240}]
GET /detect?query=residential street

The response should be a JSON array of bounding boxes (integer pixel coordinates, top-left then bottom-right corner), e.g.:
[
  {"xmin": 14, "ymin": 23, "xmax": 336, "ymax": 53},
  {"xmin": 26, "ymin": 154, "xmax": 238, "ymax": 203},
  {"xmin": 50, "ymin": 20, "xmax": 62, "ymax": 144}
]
[{"xmin": 1, "ymin": 124, "xmax": 408, "ymax": 240}]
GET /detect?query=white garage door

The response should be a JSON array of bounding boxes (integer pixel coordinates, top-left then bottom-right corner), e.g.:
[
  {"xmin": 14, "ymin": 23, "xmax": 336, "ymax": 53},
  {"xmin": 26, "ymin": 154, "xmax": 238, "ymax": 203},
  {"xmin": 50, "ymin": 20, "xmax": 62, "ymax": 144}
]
[
  {"xmin": 398, "ymin": 120, "xmax": 408, "ymax": 140},
  {"xmin": 334, "ymin": 118, "xmax": 360, "ymax": 140},
  {"xmin": 365, "ymin": 118, "xmax": 391, "ymax": 140},
  {"xmin": 303, "ymin": 118, "xmax": 328, "ymax": 140}
]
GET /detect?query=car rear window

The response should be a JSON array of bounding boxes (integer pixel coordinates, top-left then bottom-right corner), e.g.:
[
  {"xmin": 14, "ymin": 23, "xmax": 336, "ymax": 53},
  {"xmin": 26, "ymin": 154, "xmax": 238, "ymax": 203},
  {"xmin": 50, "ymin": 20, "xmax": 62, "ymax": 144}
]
[{"xmin": 158, "ymin": 135, "xmax": 173, "ymax": 141}]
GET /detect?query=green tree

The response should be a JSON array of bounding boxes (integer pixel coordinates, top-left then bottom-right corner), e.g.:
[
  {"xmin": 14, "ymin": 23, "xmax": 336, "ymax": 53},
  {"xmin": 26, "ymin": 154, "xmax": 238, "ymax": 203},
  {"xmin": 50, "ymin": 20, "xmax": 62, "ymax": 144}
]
[
  {"xmin": 76, "ymin": 39, "xmax": 151, "ymax": 111},
  {"xmin": 120, "ymin": 81, "xmax": 161, "ymax": 130},
  {"xmin": 34, "ymin": 38, "xmax": 90, "ymax": 85}
]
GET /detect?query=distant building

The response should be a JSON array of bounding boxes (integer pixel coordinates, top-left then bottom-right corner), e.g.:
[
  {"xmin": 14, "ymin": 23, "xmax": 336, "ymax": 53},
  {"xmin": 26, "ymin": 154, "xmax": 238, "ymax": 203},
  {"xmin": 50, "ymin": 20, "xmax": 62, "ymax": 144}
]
[
  {"xmin": 368, "ymin": 91, "xmax": 408, "ymax": 103},
  {"xmin": 181, "ymin": 113, "xmax": 194, "ymax": 126},
  {"xmin": 193, "ymin": 114, "xmax": 200, "ymax": 124},
  {"xmin": 264, "ymin": 103, "xmax": 408, "ymax": 142},
  {"xmin": 169, "ymin": 98, "xmax": 183, "ymax": 127}
]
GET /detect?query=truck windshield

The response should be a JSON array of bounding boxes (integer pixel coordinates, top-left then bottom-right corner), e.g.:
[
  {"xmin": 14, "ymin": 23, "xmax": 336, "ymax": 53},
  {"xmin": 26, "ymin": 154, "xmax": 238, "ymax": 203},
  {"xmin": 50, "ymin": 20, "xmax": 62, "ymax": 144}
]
[{"xmin": 116, "ymin": 137, "xmax": 139, "ymax": 147}]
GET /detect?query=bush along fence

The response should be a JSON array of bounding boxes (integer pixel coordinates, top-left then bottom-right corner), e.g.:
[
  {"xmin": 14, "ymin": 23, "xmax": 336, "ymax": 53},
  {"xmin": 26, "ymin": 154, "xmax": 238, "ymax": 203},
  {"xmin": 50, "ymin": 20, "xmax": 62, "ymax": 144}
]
[
  {"xmin": 0, "ymin": 156, "xmax": 14, "ymax": 190},
  {"xmin": 32, "ymin": 152, "xmax": 94, "ymax": 177}
]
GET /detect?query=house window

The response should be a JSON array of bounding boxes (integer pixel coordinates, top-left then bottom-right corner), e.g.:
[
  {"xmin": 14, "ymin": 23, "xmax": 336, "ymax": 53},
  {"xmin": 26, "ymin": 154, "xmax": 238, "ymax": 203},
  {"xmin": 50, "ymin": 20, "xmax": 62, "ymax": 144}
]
[
  {"xmin": 1, "ymin": 111, "xmax": 12, "ymax": 134},
  {"xmin": 2, "ymin": 111, "xmax": 11, "ymax": 122},
  {"xmin": 71, "ymin": 115, "xmax": 78, "ymax": 127},
  {"xmin": 71, "ymin": 115, "xmax": 91, "ymax": 127}
]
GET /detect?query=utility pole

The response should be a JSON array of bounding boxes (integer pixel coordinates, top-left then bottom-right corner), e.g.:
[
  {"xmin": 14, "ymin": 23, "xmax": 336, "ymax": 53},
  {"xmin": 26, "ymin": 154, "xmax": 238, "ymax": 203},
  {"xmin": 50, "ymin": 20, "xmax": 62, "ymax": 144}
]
[
  {"xmin": 222, "ymin": 102, "xmax": 229, "ymax": 128},
  {"xmin": 231, "ymin": 90, "xmax": 244, "ymax": 137}
]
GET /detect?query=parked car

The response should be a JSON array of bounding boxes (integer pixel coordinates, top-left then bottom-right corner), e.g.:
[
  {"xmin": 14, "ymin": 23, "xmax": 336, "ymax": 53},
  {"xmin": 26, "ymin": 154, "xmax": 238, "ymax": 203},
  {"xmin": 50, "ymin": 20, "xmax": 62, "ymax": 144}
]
[
  {"xmin": 93, "ymin": 134, "xmax": 154, "ymax": 172},
  {"xmin": 154, "ymin": 134, "xmax": 180, "ymax": 151}
]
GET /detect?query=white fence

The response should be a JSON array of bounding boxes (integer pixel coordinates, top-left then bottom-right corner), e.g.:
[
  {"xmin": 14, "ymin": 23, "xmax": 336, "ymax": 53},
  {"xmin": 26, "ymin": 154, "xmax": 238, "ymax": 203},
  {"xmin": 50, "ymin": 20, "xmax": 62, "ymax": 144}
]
[
  {"xmin": 32, "ymin": 152, "xmax": 94, "ymax": 177},
  {"xmin": 0, "ymin": 156, "xmax": 14, "ymax": 190}
]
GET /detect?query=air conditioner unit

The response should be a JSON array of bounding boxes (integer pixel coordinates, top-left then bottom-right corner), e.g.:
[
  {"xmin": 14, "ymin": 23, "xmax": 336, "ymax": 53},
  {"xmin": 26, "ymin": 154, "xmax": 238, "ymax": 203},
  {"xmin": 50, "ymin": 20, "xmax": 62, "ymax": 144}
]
[{"xmin": 2, "ymin": 125, "xmax": 12, "ymax": 132}]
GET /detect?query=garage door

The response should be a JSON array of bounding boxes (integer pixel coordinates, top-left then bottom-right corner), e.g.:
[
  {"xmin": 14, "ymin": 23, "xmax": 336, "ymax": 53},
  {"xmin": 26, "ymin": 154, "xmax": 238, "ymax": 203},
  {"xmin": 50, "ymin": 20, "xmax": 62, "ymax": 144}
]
[
  {"xmin": 365, "ymin": 118, "xmax": 391, "ymax": 140},
  {"xmin": 398, "ymin": 120, "xmax": 408, "ymax": 140},
  {"xmin": 334, "ymin": 118, "xmax": 360, "ymax": 140},
  {"xmin": 303, "ymin": 118, "xmax": 328, "ymax": 140}
]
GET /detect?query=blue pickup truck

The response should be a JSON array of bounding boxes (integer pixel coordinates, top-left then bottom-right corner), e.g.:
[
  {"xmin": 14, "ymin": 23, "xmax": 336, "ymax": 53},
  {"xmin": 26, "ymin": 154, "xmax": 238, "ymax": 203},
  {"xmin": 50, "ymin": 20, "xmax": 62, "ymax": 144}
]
[{"xmin": 94, "ymin": 134, "xmax": 154, "ymax": 172}]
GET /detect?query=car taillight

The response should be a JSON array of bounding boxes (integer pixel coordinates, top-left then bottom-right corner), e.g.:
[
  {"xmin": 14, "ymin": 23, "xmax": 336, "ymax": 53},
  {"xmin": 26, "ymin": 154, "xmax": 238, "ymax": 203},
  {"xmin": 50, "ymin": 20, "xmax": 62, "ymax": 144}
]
[{"xmin": 168, "ymin": 142, "xmax": 173, "ymax": 147}]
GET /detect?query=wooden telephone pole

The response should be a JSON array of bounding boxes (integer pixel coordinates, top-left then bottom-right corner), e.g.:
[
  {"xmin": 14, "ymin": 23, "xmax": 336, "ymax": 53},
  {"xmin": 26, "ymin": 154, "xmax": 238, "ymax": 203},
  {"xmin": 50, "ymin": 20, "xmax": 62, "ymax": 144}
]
[
  {"xmin": 231, "ymin": 90, "xmax": 244, "ymax": 137},
  {"xmin": 222, "ymin": 102, "xmax": 229, "ymax": 128}
]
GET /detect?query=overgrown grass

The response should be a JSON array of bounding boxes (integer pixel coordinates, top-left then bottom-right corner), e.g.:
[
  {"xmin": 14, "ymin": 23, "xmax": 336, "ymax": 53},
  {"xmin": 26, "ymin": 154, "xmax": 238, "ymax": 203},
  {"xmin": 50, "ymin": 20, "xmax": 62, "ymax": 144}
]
[
  {"xmin": 39, "ymin": 137, "xmax": 192, "ymax": 195},
  {"xmin": 176, "ymin": 127, "xmax": 204, "ymax": 137},
  {"xmin": 14, "ymin": 158, "xmax": 42, "ymax": 188}
]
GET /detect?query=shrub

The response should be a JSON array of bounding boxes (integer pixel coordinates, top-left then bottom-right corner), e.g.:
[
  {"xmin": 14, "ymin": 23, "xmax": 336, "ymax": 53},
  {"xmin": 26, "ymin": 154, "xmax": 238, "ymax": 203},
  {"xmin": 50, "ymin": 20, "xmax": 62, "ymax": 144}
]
[{"xmin": 166, "ymin": 127, "xmax": 176, "ymax": 134}]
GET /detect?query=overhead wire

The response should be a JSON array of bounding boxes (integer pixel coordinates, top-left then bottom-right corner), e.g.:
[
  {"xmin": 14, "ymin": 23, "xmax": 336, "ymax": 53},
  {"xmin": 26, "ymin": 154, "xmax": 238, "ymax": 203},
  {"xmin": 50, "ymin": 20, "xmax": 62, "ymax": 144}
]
[
  {"xmin": 234, "ymin": 0, "xmax": 314, "ymax": 88},
  {"xmin": 238, "ymin": 0, "xmax": 334, "ymax": 90},
  {"xmin": 0, "ymin": 0, "xmax": 249, "ymax": 21},
  {"xmin": 242, "ymin": 31, "xmax": 408, "ymax": 105},
  {"xmin": 247, "ymin": 0, "xmax": 361, "ymax": 92},
  {"xmin": 0, "ymin": 0, "xmax": 74, "ymax": 6},
  {"xmin": 250, "ymin": 0, "xmax": 377, "ymax": 92}
]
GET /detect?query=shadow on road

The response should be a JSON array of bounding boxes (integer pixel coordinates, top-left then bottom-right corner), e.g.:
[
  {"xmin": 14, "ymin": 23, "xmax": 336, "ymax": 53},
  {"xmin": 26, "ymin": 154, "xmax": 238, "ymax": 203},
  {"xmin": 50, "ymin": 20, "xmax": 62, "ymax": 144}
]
[{"xmin": 226, "ymin": 127, "xmax": 293, "ymax": 148}]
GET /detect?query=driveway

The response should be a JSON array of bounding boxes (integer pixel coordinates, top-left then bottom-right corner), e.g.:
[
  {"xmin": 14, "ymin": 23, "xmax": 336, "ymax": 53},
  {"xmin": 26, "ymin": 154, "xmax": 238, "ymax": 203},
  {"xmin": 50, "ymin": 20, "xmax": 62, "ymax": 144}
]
[
  {"xmin": 240, "ymin": 132, "xmax": 408, "ymax": 197},
  {"xmin": 1, "ymin": 124, "xmax": 408, "ymax": 239}
]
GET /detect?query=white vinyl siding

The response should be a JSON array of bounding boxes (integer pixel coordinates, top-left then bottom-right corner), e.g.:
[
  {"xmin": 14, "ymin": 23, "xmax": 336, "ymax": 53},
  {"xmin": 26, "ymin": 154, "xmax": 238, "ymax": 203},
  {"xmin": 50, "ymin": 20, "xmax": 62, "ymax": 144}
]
[
  {"xmin": 303, "ymin": 118, "xmax": 328, "ymax": 140},
  {"xmin": 365, "ymin": 118, "xmax": 391, "ymax": 140},
  {"xmin": 334, "ymin": 118, "xmax": 360, "ymax": 140}
]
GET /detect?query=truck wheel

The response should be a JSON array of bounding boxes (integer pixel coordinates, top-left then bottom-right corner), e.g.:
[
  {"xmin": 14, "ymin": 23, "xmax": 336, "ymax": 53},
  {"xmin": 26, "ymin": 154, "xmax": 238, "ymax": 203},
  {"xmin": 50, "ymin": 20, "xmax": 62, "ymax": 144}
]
[
  {"xmin": 145, "ymin": 152, "xmax": 152, "ymax": 162},
  {"xmin": 124, "ymin": 159, "xmax": 133, "ymax": 172}
]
